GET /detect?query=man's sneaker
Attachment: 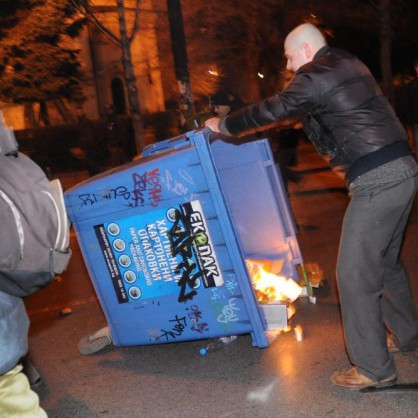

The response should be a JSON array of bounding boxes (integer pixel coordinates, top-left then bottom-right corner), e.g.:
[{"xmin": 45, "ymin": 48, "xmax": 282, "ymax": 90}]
[{"xmin": 331, "ymin": 367, "xmax": 397, "ymax": 390}]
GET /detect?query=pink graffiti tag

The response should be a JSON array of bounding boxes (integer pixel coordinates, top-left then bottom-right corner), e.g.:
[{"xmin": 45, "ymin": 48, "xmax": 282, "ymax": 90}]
[
  {"xmin": 187, "ymin": 305, "xmax": 209, "ymax": 334},
  {"xmin": 186, "ymin": 305, "xmax": 209, "ymax": 334}
]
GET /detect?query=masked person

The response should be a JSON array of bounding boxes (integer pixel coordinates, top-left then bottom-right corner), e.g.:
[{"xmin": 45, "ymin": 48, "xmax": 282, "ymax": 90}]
[
  {"xmin": 211, "ymin": 91, "xmax": 258, "ymax": 144},
  {"xmin": 211, "ymin": 91, "xmax": 244, "ymax": 118},
  {"xmin": 205, "ymin": 23, "xmax": 418, "ymax": 390}
]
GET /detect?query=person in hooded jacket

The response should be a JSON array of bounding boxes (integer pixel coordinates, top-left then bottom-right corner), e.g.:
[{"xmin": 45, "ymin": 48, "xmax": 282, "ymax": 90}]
[{"xmin": 0, "ymin": 113, "xmax": 71, "ymax": 417}]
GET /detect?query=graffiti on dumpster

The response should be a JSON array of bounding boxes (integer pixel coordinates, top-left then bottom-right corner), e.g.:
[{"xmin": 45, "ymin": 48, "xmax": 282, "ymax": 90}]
[
  {"xmin": 210, "ymin": 287, "xmax": 226, "ymax": 300},
  {"xmin": 186, "ymin": 304, "xmax": 209, "ymax": 334},
  {"xmin": 216, "ymin": 298, "xmax": 241, "ymax": 324},
  {"xmin": 168, "ymin": 200, "xmax": 224, "ymax": 303},
  {"xmin": 225, "ymin": 276, "xmax": 239, "ymax": 295},
  {"xmin": 129, "ymin": 168, "xmax": 162, "ymax": 208},
  {"xmin": 154, "ymin": 305, "xmax": 209, "ymax": 342},
  {"xmin": 160, "ymin": 168, "xmax": 194, "ymax": 196},
  {"xmin": 78, "ymin": 186, "xmax": 131, "ymax": 208},
  {"xmin": 210, "ymin": 276, "xmax": 239, "ymax": 300},
  {"xmin": 157, "ymin": 314, "xmax": 187, "ymax": 341},
  {"xmin": 168, "ymin": 209, "xmax": 201, "ymax": 303},
  {"xmin": 207, "ymin": 300, "xmax": 236, "ymax": 333},
  {"xmin": 77, "ymin": 168, "xmax": 162, "ymax": 209}
]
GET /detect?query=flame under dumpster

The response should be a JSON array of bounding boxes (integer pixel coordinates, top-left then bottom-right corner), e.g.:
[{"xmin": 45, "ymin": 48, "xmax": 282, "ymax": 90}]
[{"xmin": 64, "ymin": 129, "xmax": 303, "ymax": 348}]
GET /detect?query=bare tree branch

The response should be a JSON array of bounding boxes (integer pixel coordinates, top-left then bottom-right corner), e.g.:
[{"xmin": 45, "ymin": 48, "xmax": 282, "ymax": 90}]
[
  {"xmin": 128, "ymin": 0, "xmax": 142, "ymax": 43},
  {"xmin": 69, "ymin": 0, "xmax": 121, "ymax": 47}
]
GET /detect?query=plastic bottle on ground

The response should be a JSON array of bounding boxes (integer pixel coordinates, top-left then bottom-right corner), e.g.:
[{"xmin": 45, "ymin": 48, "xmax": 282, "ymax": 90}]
[{"xmin": 200, "ymin": 335, "xmax": 238, "ymax": 355}]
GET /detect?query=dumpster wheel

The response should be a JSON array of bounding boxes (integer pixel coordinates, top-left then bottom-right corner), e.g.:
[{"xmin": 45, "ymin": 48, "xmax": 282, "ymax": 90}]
[{"xmin": 78, "ymin": 327, "xmax": 112, "ymax": 355}]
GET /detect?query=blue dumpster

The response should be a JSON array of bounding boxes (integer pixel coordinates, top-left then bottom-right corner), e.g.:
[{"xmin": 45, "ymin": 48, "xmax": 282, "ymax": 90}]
[{"xmin": 64, "ymin": 129, "xmax": 302, "ymax": 348}]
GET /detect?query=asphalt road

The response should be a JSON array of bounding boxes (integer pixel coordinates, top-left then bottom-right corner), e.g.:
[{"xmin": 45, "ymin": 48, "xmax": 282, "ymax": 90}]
[{"xmin": 25, "ymin": 140, "xmax": 418, "ymax": 418}]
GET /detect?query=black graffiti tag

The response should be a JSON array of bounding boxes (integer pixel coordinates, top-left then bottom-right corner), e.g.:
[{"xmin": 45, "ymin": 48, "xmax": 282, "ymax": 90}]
[
  {"xmin": 168, "ymin": 209, "xmax": 203, "ymax": 303},
  {"xmin": 175, "ymin": 259, "xmax": 203, "ymax": 303},
  {"xmin": 159, "ymin": 315, "xmax": 187, "ymax": 341},
  {"xmin": 130, "ymin": 172, "xmax": 148, "ymax": 207},
  {"xmin": 78, "ymin": 186, "xmax": 131, "ymax": 208}
]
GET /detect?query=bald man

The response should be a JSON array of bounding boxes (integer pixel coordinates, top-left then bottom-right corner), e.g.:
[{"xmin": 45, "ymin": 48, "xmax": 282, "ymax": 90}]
[{"xmin": 206, "ymin": 23, "xmax": 418, "ymax": 390}]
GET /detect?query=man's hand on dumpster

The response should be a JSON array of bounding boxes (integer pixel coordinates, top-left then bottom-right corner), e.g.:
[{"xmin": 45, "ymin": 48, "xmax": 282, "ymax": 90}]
[{"xmin": 205, "ymin": 117, "xmax": 221, "ymax": 132}]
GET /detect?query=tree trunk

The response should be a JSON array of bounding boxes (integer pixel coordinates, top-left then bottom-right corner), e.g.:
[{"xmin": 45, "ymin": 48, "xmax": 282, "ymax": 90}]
[
  {"xmin": 167, "ymin": 0, "xmax": 194, "ymax": 126},
  {"xmin": 54, "ymin": 99, "xmax": 74, "ymax": 124},
  {"xmin": 39, "ymin": 101, "xmax": 51, "ymax": 126},
  {"xmin": 380, "ymin": 0, "xmax": 393, "ymax": 103},
  {"xmin": 116, "ymin": 0, "xmax": 145, "ymax": 154},
  {"xmin": 24, "ymin": 103, "xmax": 36, "ymax": 129}
]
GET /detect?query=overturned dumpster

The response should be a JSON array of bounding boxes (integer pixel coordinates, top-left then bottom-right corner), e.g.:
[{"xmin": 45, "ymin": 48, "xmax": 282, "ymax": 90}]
[{"xmin": 64, "ymin": 129, "xmax": 303, "ymax": 349}]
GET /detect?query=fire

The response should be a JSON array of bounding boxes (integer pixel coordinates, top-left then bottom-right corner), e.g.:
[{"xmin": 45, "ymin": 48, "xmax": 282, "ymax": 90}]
[{"xmin": 252, "ymin": 266, "xmax": 302, "ymax": 303}]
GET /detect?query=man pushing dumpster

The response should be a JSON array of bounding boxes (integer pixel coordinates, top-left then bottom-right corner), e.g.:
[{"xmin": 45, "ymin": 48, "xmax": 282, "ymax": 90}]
[{"xmin": 205, "ymin": 23, "xmax": 418, "ymax": 390}]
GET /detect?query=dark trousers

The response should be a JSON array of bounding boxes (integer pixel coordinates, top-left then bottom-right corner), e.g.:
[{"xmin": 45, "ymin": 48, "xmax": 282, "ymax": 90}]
[{"xmin": 337, "ymin": 174, "xmax": 418, "ymax": 381}]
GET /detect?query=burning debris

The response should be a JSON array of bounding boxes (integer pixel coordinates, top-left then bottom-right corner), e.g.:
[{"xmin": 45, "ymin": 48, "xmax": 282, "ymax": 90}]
[
  {"xmin": 246, "ymin": 259, "xmax": 321, "ymax": 341},
  {"xmin": 246, "ymin": 258, "xmax": 301, "ymax": 338},
  {"xmin": 252, "ymin": 267, "xmax": 302, "ymax": 303},
  {"xmin": 246, "ymin": 259, "xmax": 303, "ymax": 303}
]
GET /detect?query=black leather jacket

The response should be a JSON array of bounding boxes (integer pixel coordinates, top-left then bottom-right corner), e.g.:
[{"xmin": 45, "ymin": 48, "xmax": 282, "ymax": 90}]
[{"xmin": 224, "ymin": 46, "xmax": 410, "ymax": 183}]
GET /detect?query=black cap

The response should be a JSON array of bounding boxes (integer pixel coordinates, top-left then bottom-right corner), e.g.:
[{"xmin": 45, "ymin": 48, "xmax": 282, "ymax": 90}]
[{"xmin": 211, "ymin": 91, "xmax": 235, "ymax": 106}]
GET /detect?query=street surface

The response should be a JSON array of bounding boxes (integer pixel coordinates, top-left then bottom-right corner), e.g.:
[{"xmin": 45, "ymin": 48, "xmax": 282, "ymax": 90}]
[{"xmin": 25, "ymin": 140, "xmax": 418, "ymax": 418}]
